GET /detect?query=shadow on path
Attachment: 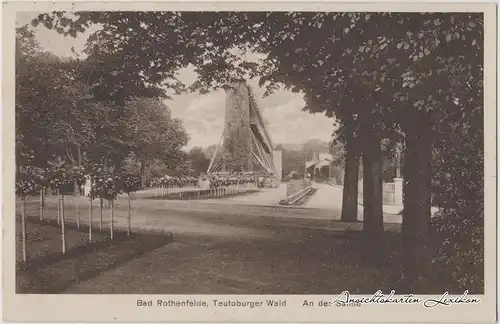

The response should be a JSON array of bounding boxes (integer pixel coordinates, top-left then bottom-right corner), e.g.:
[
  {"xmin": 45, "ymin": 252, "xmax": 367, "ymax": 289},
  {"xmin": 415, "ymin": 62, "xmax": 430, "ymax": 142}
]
[
  {"xmin": 16, "ymin": 230, "xmax": 173, "ymax": 294},
  {"xmin": 17, "ymin": 218, "xmax": 135, "ymax": 272}
]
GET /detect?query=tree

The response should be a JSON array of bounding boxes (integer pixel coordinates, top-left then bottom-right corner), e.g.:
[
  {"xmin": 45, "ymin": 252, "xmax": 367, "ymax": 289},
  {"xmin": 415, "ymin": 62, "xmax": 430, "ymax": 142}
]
[
  {"xmin": 70, "ymin": 166, "xmax": 86, "ymax": 230},
  {"xmin": 123, "ymin": 97, "xmax": 189, "ymax": 185},
  {"xmin": 48, "ymin": 164, "xmax": 72, "ymax": 254},
  {"xmin": 204, "ymin": 144, "xmax": 217, "ymax": 163},
  {"xmin": 338, "ymin": 135, "xmax": 360, "ymax": 223},
  {"xmin": 280, "ymin": 148, "xmax": 307, "ymax": 179},
  {"xmin": 16, "ymin": 27, "xmax": 97, "ymax": 169},
  {"xmin": 16, "ymin": 26, "xmax": 115, "ymax": 240},
  {"xmin": 17, "ymin": 24, "xmax": 190, "ymax": 188},
  {"xmin": 31, "ymin": 12, "xmax": 209, "ymax": 104},
  {"xmin": 94, "ymin": 174, "xmax": 122, "ymax": 239},
  {"xmin": 430, "ymin": 105, "xmax": 483, "ymax": 291},
  {"xmin": 187, "ymin": 147, "xmax": 210, "ymax": 176},
  {"xmin": 168, "ymin": 151, "xmax": 194, "ymax": 176},
  {"xmin": 16, "ymin": 166, "xmax": 42, "ymax": 262},
  {"xmin": 121, "ymin": 172, "xmax": 142, "ymax": 235},
  {"xmin": 86, "ymin": 162, "xmax": 108, "ymax": 241}
]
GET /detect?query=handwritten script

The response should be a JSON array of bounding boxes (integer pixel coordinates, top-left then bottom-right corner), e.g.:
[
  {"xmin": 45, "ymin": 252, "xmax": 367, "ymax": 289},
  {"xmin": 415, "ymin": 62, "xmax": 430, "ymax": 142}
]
[{"xmin": 332, "ymin": 290, "xmax": 480, "ymax": 308}]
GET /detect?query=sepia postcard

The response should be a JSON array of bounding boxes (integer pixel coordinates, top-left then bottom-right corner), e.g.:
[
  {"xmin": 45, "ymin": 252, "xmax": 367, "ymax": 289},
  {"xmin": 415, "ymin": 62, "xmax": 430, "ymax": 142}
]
[{"xmin": 2, "ymin": 1, "xmax": 497, "ymax": 323}]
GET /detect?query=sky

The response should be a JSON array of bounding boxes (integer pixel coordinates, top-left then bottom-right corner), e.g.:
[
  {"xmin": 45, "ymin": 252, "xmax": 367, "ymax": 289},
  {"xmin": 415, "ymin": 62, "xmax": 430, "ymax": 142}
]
[{"xmin": 16, "ymin": 12, "xmax": 336, "ymax": 150}]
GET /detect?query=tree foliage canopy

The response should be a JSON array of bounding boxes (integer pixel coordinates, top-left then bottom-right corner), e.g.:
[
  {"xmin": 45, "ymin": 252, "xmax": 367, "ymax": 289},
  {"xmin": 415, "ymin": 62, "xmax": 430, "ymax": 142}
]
[{"xmin": 16, "ymin": 25, "xmax": 189, "ymax": 178}]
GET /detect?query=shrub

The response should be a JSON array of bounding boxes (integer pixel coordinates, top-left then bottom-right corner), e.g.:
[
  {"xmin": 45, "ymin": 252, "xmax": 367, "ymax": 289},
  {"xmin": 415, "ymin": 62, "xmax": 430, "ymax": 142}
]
[{"xmin": 430, "ymin": 208, "xmax": 484, "ymax": 293}]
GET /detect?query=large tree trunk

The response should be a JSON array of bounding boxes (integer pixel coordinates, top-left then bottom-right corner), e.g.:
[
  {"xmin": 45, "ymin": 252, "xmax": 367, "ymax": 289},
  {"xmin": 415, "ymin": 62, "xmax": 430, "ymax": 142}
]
[
  {"xmin": 359, "ymin": 114, "xmax": 385, "ymax": 264},
  {"xmin": 341, "ymin": 138, "xmax": 360, "ymax": 222},
  {"xmin": 402, "ymin": 129, "xmax": 432, "ymax": 290}
]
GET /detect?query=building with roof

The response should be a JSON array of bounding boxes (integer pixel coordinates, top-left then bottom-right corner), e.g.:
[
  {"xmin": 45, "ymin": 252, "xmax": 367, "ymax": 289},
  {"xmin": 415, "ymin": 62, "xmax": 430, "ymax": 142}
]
[{"xmin": 305, "ymin": 152, "xmax": 343, "ymax": 184}]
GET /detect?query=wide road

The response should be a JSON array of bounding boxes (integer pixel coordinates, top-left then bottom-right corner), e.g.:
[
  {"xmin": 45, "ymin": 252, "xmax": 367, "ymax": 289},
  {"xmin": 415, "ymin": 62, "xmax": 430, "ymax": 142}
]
[{"xmin": 19, "ymin": 192, "xmax": 401, "ymax": 294}]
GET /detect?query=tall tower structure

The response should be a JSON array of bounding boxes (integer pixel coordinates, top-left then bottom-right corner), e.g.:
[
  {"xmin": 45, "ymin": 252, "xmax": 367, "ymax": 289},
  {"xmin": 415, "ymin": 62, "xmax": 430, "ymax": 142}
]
[
  {"xmin": 207, "ymin": 81, "xmax": 281, "ymax": 180},
  {"xmin": 221, "ymin": 82, "xmax": 253, "ymax": 172}
]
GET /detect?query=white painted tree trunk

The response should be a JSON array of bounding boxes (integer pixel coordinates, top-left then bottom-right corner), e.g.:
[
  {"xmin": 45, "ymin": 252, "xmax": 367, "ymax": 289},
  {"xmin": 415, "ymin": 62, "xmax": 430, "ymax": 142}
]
[
  {"xmin": 88, "ymin": 180, "xmax": 93, "ymax": 242},
  {"xmin": 61, "ymin": 194, "xmax": 66, "ymax": 254},
  {"xmin": 21, "ymin": 197, "xmax": 27, "ymax": 262},
  {"xmin": 39, "ymin": 188, "xmax": 43, "ymax": 221},
  {"xmin": 110, "ymin": 200, "xmax": 114, "ymax": 240},
  {"xmin": 99, "ymin": 198, "xmax": 103, "ymax": 230},
  {"xmin": 75, "ymin": 182, "xmax": 80, "ymax": 231},
  {"xmin": 57, "ymin": 190, "xmax": 61, "ymax": 225},
  {"xmin": 127, "ymin": 194, "xmax": 131, "ymax": 236}
]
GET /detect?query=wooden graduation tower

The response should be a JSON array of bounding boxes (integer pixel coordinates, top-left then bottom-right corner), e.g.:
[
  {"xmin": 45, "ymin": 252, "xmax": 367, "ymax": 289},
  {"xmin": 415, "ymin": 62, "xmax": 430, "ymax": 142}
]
[{"xmin": 207, "ymin": 82, "xmax": 282, "ymax": 180}]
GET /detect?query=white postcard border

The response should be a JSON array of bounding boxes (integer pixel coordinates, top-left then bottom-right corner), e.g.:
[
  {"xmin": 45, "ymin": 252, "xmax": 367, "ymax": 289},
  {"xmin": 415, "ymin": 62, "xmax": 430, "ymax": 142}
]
[{"xmin": 2, "ymin": 1, "xmax": 497, "ymax": 323}]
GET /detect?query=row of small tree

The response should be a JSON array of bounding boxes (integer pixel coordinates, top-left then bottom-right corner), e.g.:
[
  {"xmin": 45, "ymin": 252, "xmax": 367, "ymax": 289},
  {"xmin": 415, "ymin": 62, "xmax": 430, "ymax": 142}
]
[
  {"xmin": 151, "ymin": 175, "xmax": 197, "ymax": 197},
  {"xmin": 16, "ymin": 163, "xmax": 141, "ymax": 262},
  {"xmin": 151, "ymin": 174, "xmax": 257, "ymax": 198},
  {"xmin": 207, "ymin": 176, "xmax": 257, "ymax": 197},
  {"xmin": 208, "ymin": 176, "xmax": 255, "ymax": 189},
  {"xmin": 150, "ymin": 175, "xmax": 199, "ymax": 188}
]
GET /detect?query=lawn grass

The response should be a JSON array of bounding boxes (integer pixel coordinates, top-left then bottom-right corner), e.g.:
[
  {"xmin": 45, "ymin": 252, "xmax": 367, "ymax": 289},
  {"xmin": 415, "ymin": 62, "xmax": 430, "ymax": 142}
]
[
  {"xmin": 13, "ymin": 195, "xmax": 468, "ymax": 295},
  {"xmin": 15, "ymin": 217, "xmax": 110, "ymax": 267},
  {"xmin": 15, "ymin": 213, "xmax": 174, "ymax": 294}
]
